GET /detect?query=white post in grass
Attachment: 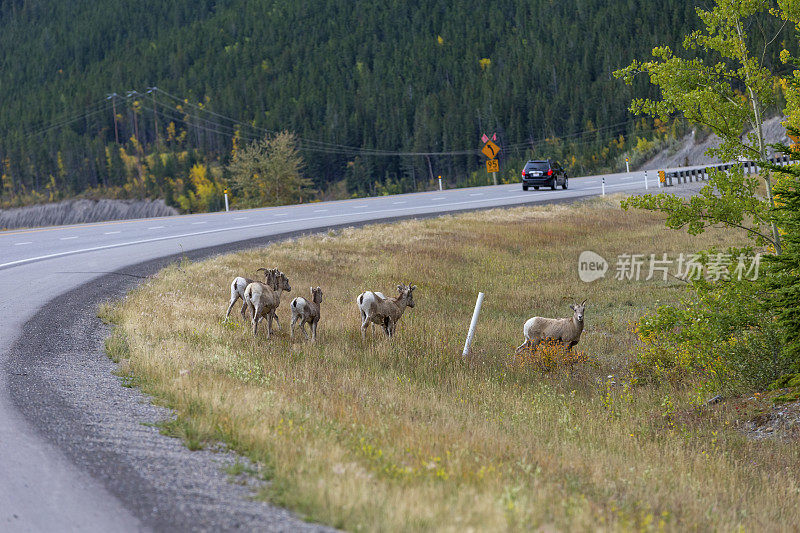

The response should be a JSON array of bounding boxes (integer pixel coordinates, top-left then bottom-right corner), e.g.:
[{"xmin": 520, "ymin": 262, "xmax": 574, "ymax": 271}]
[
  {"xmin": 462, "ymin": 292, "xmax": 484, "ymax": 357},
  {"xmin": 625, "ymin": 157, "xmax": 630, "ymax": 173},
  {"xmin": 438, "ymin": 175, "xmax": 443, "ymax": 191},
  {"xmin": 224, "ymin": 189, "xmax": 229, "ymax": 212},
  {"xmin": 644, "ymin": 170, "xmax": 648, "ymax": 190},
  {"xmin": 601, "ymin": 176, "xmax": 606, "ymax": 196}
]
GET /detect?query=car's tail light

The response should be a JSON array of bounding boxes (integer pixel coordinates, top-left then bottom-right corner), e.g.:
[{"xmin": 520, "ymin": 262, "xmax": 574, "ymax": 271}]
[
  {"xmin": 547, "ymin": 169, "xmax": 553, "ymax": 176},
  {"xmin": 521, "ymin": 170, "xmax": 526, "ymax": 178}
]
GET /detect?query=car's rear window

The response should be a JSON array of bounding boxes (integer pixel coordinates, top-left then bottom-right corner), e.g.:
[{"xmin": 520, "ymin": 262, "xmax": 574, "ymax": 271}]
[{"xmin": 525, "ymin": 161, "xmax": 549, "ymax": 171}]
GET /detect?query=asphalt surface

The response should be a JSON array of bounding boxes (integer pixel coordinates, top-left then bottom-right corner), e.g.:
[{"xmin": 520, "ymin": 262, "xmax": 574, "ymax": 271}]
[{"xmin": 0, "ymin": 172, "xmax": 660, "ymax": 531}]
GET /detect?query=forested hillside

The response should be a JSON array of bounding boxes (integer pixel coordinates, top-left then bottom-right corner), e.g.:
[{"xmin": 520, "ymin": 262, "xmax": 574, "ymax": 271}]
[{"xmin": 0, "ymin": 0, "xmax": 791, "ymax": 210}]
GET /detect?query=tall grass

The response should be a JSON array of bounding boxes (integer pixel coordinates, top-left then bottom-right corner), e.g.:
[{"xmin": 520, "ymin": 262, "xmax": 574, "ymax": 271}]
[{"xmin": 106, "ymin": 197, "xmax": 800, "ymax": 531}]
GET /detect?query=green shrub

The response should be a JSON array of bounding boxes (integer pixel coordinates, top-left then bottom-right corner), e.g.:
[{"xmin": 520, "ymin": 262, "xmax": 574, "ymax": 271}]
[{"xmin": 632, "ymin": 271, "xmax": 790, "ymax": 399}]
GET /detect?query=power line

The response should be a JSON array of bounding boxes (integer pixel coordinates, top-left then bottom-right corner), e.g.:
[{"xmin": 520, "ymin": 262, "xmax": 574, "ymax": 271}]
[{"xmin": 17, "ymin": 87, "xmax": 651, "ymax": 158}]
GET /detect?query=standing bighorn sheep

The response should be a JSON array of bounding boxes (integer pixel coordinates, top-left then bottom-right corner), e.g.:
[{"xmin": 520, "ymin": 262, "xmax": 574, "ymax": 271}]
[
  {"xmin": 516, "ymin": 300, "xmax": 587, "ymax": 354},
  {"xmin": 244, "ymin": 269, "xmax": 292, "ymax": 337},
  {"xmin": 225, "ymin": 267, "xmax": 276, "ymax": 320},
  {"xmin": 290, "ymin": 287, "xmax": 322, "ymax": 342},
  {"xmin": 357, "ymin": 284, "xmax": 416, "ymax": 338},
  {"xmin": 356, "ymin": 291, "xmax": 385, "ymax": 334}
]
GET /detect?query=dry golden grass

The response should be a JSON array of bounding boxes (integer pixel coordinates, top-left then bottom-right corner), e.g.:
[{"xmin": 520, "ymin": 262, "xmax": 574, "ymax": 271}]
[{"xmin": 104, "ymin": 196, "xmax": 800, "ymax": 531}]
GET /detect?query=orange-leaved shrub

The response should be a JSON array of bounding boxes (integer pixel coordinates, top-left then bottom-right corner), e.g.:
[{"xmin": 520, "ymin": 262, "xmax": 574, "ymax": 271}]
[{"xmin": 512, "ymin": 339, "xmax": 591, "ymax": 373}]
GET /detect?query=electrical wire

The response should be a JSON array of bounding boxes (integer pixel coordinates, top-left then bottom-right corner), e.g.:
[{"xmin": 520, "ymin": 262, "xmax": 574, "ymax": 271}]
[{"xmin": 19, "ymin": 87, "xmax": 657, "ymax": 158}]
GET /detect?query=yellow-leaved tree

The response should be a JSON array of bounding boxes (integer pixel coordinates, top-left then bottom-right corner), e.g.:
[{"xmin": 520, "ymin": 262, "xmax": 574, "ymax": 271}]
[{"xmin": 226, "ymin": 131, "xmax": 312, "ymax": 208}]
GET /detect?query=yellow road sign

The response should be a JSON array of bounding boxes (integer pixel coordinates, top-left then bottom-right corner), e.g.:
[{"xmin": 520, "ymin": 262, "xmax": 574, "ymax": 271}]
[
  {"xmin": 481, "ymin": 140, "xmax": 500, "ymax": 159},
  {"xmin": 486, "ymin": 159, "xmax": 499, "ymax": 173},
  {"xmin": 658, "ymin": 170, "xmax": 666, "ymax": 183}
]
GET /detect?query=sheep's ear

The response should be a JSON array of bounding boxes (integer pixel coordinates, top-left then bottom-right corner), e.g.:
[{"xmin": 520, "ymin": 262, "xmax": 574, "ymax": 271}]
[
  {"xmin": 410, "ymin": 285, "xmax": 417, "ymax": 291},
  {"xmin": 397, "ymin": 284, "xmax": 404, "ymax": 291}
]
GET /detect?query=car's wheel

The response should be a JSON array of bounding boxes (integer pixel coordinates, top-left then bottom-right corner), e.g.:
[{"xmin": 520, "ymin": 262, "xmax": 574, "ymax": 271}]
[
  {"xmin": 522, "ymin": 185, "xmax": 529, "ymax": 191},
  {"xmin": 550, "ymin": 178, "xmax": 557, "ymax": 190},
  {"xmin": 533, "ymin": 186, "xmax": 539, "ymax": 190},
  {"xmin": 562, "ymin": 177, "xmax": 568, "ymax": 190}
]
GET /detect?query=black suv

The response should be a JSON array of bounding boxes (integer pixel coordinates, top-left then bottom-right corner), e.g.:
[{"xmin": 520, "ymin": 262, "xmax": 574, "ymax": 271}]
[{"xmin": 521, "ymin": 159, "xmax": 568, "ymax": 191}]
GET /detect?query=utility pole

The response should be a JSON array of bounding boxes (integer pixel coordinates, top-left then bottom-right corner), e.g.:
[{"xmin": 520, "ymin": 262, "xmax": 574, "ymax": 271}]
[
  {"xmin": 147, "ymin": 87, "xmax": 159, "ymax": 148},
  {"xmin": 106, "ymin": 93, "xmax": 119, "ymax": 144},
  {"xmin": 126, "ymin": 91, "xmax": 140, "ymax": 149}
]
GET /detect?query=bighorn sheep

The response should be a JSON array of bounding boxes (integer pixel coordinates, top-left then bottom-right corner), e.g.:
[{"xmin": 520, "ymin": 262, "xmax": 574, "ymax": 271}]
[
  {"xmin": 290, "ymin": 287, "xmax": 322, "ymax": 342},
  {"xmin": 516, "ymin": 300, "xmax": 586, "ymax": 354},
  {"xmin": 244, "ymin": 269, "xmax": 292, "ymax": 337},
  {"xmin": 225, "ymin": 267, "xmax": 277, "ymax": 320},
  {"xmin": 357, "ymin": 284, "xmax": 416, "ymax": 338},
  {"xmin": 357, "ymin": 291, "xmax": 385, "ymax": 334}
]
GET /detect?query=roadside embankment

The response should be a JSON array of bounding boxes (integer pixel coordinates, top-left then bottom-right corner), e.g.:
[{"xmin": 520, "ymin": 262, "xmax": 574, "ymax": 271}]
[
  {"xmin": 107, "ymin": 197, "xmax": 800, "ymax": 531},
  {"xmin": 0, "ymin": 198, "xmax": 177, "ymax": 230}
]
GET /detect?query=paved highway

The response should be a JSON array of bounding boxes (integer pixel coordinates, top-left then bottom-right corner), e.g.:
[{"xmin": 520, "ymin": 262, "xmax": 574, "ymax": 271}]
[{"xmin": 0, "ymin": 171, "xmax": 657, "ymax": 530}]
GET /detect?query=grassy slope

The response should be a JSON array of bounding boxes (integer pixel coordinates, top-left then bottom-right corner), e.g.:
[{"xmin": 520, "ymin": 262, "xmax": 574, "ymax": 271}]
[{"xmin": 104, "ymin": 197, "xmax": 800, "ymax": 531}]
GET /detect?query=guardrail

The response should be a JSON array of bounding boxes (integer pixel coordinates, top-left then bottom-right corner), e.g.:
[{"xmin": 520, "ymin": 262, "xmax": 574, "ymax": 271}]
[{"xmin": 659, "ymin": 154, "xmax": 796, "ymax": 186}]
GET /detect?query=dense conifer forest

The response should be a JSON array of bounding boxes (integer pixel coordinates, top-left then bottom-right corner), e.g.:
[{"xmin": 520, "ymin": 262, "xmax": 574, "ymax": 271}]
[{"xmin": 0, "ymin": 0, "xmax": 792, "ymax": 210}]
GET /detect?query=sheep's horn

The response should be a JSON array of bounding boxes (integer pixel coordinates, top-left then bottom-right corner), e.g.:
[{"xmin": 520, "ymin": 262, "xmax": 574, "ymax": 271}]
[
  {"xmin": 581, "ymin": 299, "xmax": 587, "ymax": 305},
  {"xmin": 256, "ymin": 267, "xmax": 268, "ymax": 273}
]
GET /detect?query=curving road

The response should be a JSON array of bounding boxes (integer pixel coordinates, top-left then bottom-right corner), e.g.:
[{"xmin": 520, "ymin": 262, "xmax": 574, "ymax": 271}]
[{"xmin": 0, "ymin": 171, "xmax": 657, "ymax": 531}]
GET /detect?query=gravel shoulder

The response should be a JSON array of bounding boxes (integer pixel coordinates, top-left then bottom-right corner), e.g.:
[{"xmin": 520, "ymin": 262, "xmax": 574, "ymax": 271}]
[{"xmin": 4, "ymin": 231, "xmax": 340, "ymax": 532}]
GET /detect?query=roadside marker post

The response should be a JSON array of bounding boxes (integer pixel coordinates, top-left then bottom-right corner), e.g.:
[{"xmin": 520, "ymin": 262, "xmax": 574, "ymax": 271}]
[
  {"xmin": 644, "ymin": 170, "xmax": 648, "ymax": 190},
  {"xmin": 626, "ymin": 157, "xmax": 630, "ymax": 173},
  {"xmin": 438, "ymin": 175, "xmax": 443, "ymax": 190},
  {"xmin": 602, "ymin": 176, "xmax": 605, "ymax": 196},
  {"xmin": 224, "ymin": 189, "xmax": 229, "ymax": 212},
  {"xmin": 463, "ymin": 292, "xmax": 485, "ymax": 357}
]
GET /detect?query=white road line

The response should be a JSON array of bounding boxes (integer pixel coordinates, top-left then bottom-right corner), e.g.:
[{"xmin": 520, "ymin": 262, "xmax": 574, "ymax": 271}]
[
  {"xmin": 274, "ymin": 213, "xmax": 287, "ymax": 217},
  {"xmin": 148, "ymin": 226, "xmax": 165, "ymax": 230},
  {"xmin": 392, "ymin": 201, "xmax": 406, "ymax": 205},
  {"xmin": 191, "ymin": 221, "xmax": 206, "ymax": 225},
  {"xmin": 353, "ymin": 205, "xmax": 368, "ymax": 208},
  {"xmin": 14, "ymin": 242, "xmax": 32, "ymax": 246},
  {"xmin": 621, "ymin": 176, "xmax": 638, "ymax": 181},
  {"xmin": 432, "ymin": 197, "xmax": 446, "ymax": 200},
  {"xmin": 313, "ymin": 209, "xmax": 327, "ymax": 213},
  {"xmin": 104, "ymin": 231, "xmax": 121, "ymax": 235},
  {"xmin": 234, "ymin": 217, "xmax": 248, "ymax": 220},
  {"xmin": 0, "ymin": 190, "xmax": 602, "ymax": 271},
  {"xmin": 585, "ymin": 183, "xmax": 642, "ymax": 192},
  {"xmin": 469, "ymin": 193, "xmax": 483, "ymax": 196},
  {"xmin": 60, "ymin": 236, "xmax": 78, "ymax": 240}
]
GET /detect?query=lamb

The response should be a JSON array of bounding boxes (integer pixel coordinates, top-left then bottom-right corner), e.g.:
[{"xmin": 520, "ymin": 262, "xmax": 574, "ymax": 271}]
[
  {"xmin": 290, "ymin": 287, "xmax": 323, "ymax": 342},
  {"xmin": 357, "ymin": 284, "xmax": 416, "ymax": 338},
  {"xmin": 244, "ymin": 269, "xmax": 292, "ymax": 337},
  {"xmin": 516, "ymin": 300, "xmax": 587, "ymax": 354},
  {"xmin": 225, "ymin": 267, "xmax": 276, "ymax": 321}
]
